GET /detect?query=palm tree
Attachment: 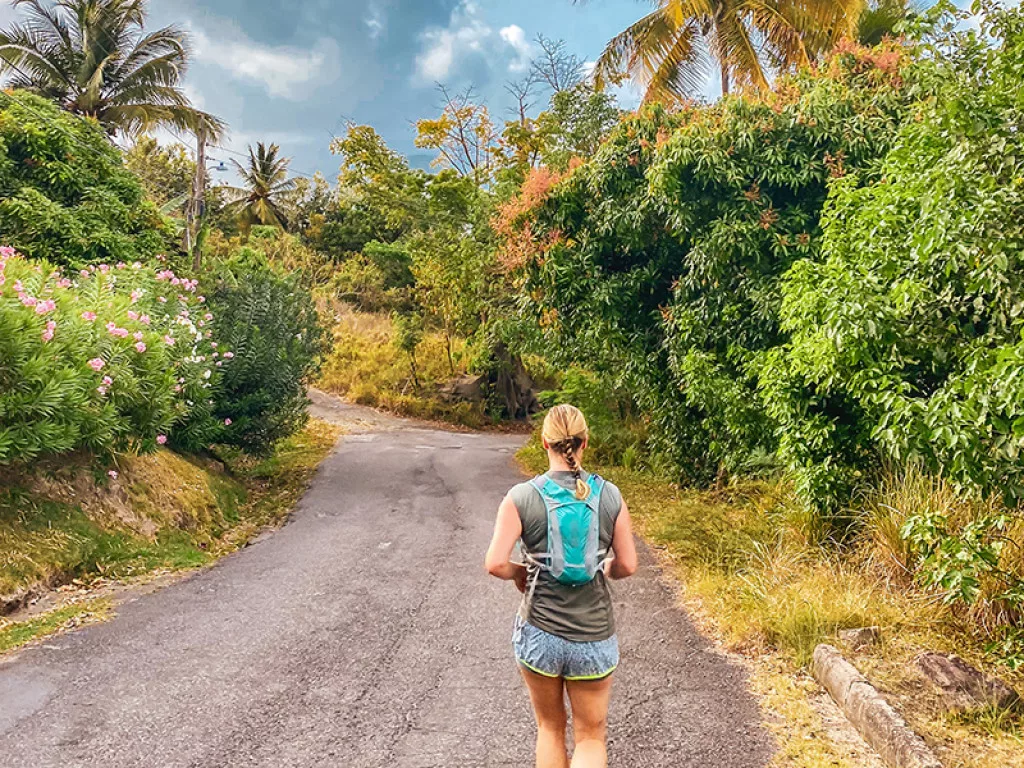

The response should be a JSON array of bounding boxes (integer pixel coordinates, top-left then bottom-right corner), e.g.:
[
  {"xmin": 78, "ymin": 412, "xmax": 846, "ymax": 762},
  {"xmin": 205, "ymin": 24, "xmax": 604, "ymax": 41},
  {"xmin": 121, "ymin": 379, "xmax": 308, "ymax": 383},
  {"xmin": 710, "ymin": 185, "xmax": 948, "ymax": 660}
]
[
  {"xmin": 588, "ymin": 0, "xmax": 866, "ymax": 101},
  {"xmin": 0, "ymin": 0, "xmax": 222, "ymax": 137},
  {"xmin": 222, "ymin": 143, "xmax": 297, "ymax": 233}
]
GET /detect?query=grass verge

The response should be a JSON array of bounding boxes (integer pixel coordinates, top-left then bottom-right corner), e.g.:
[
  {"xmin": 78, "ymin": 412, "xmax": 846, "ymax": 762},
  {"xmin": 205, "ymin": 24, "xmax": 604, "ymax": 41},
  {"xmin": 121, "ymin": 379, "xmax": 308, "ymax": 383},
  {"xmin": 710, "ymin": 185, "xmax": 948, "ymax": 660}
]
[
  {"xmin": 518, "ymin": 439, "xmax": 1024, "ymax": 768},
  {"xmin": 0, "ymin": 599, "xmax": 113, "ymax": 655},
  {"xmin": 0, "ymin": 419, "xmax": 340, "ymax": 652}
]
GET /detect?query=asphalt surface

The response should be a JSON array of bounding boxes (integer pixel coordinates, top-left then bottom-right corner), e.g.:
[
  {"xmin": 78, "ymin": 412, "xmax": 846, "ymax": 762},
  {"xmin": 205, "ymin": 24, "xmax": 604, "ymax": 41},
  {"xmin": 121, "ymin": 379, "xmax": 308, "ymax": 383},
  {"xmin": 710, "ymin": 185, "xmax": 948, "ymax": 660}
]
[{"xmin": 0, "ymin": 394, "xmax": 774, "ymax": 767}]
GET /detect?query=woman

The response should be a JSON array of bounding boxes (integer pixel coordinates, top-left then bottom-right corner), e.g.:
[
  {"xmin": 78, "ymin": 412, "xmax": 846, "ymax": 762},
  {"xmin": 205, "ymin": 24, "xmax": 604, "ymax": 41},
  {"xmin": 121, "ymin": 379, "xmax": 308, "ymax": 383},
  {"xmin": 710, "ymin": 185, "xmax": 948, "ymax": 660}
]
[{"xmin": 486, "ymin": 404, "xmax": 638, "ymax": 768}]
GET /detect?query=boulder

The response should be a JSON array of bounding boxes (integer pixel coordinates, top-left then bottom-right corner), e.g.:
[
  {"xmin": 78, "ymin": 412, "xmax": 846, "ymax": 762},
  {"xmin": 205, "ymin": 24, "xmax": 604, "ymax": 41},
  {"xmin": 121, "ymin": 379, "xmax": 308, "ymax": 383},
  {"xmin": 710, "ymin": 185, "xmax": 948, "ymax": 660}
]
[
  {"xmin": 915, "ymin": 652, "xmax": 1020, "ymax": 712},
  {"xmin": 439, "ymin": 374, "xmax": 486, "ymax": 403}
]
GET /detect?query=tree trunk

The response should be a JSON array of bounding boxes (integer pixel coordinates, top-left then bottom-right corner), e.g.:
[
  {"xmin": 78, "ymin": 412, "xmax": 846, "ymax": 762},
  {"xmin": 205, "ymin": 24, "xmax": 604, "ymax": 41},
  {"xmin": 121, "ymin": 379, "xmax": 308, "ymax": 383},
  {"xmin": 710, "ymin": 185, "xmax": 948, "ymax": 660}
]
[
  {"xmin": 445, "ymin": 332, "xmax": 455, "ymax": 374},
  {"xmin": 721, "ymin": 63, "xmax": 730, "ymax": 96}
]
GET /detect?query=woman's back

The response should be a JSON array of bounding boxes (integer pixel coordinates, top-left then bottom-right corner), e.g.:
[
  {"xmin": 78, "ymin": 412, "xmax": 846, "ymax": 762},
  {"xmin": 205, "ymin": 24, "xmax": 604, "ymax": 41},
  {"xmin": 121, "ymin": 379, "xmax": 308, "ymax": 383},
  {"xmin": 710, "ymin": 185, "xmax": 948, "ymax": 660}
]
[{"xmin": 510, "ymin": 470, "xmax": 623, "ymax": 642}]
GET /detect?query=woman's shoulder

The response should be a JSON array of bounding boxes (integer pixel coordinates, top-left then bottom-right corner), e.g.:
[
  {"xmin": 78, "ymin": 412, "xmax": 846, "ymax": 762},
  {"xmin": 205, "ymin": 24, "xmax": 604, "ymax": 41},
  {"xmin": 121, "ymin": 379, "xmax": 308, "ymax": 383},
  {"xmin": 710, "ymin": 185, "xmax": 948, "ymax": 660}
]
[
  {"xmin": 593, "ymin": 475, "xmax": 624, "ymax": 515},
  {"xmin": 507, "ymin": 478, "xmax": 542, "ymax": 509}
]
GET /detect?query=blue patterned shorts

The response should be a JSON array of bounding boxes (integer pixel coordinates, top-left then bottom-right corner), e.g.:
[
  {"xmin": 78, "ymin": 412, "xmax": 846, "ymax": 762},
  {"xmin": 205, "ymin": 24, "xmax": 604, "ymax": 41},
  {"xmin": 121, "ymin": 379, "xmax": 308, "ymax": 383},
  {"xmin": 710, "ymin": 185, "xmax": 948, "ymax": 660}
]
[{"xmin": 513, "ymin": 615, "xmax": 619, "ymax": 681}]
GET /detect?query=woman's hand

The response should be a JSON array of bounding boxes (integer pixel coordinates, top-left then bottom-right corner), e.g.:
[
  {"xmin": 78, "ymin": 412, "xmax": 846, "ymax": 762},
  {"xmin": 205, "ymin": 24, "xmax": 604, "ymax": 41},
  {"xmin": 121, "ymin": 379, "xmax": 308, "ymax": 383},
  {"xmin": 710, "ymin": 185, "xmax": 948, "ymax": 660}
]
[{"xmin": 512, "ymin": 563, "xmax": 528, "ymax": 593}]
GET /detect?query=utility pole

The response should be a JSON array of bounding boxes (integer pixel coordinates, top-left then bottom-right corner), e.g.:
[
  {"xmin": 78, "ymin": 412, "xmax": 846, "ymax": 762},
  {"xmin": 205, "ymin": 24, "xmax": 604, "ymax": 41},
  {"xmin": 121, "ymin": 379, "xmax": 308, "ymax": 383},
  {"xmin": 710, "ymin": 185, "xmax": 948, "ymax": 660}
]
[{"xmin": 186, "ymin": 128, "xmax": 207, "ymax": 270}]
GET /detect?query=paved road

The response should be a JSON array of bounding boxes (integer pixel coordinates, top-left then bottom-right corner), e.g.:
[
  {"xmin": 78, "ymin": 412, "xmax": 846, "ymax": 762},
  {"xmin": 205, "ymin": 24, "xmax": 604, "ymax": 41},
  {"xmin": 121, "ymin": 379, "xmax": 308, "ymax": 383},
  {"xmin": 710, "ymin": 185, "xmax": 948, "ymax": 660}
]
[{"xmin": 0, "ymin": 395, "xmax": 773, "ymax": 767}]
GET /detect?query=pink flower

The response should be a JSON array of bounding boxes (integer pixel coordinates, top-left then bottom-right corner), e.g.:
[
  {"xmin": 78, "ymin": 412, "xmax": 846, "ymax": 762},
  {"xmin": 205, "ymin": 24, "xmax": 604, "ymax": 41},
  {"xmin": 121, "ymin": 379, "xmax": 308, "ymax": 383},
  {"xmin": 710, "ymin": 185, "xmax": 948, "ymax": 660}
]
[
  {"xmin": 108, "ymin": 470, "xmax": 118, "ymax": 479},
  {"xmin": 21, "ymin": 295, "xmax": 37, "ymax": 307},
  {"xmin": 140, "ymin": 314, "xmax": 151, "ymax": 325},
  {"xmin": 132, "ymin": 262, "xmax": 142, "ymax": 270},
  {"xmin": 164, "ymin": 335, "xmax": 176, "ymax": 346},
  {"xmin": 156, "ymin": 435, "xmax": 168, "ymax": 445},
  {"xmin": 116, "ymin": 262, "xmax": 126, "ymax": 270},
  {"xmin": 222, "ymin": 352, "xmax": 234, "ymax": 359},
  {"xmin": 204, "ymin": 313, "xmax": 213, "ymax": 322},
  {"xmin": 133, "ymin": 331, "xmax": 144, "ymax": 342},
  {"xmin": 197, "ymin": 296, "xmax": 206, "ymax": 303},
  {"xmin": 158, "ymin": 296, "xmax": 167, "ymax": 303},
  {"xmin": 130, "ymin": 290, "xmax": 141, "ymax": 304},
  {"xmin": 102, "ymin": 376, "xmax": 113, "ymax": 386},
  {"xmin": 97, "ymin": 386, "xmax": 107, "ymax": 395},
  {"xmin": 88, "ymin": 358, "xmax": 105, "ymax": 371},
  {"xmin": 82, "ymin": 311, "xmax": 97, "ymax": 322},
  {"xmin": 98, "ymin": 264, "xmax": 110, "ymax": 274},
  {"xmin": 135, "ymin": 342, "xmax": 147, "ymax": 353},
  {"xmin": 13, "ymin": 280, "xmax": 23, "ymax": 292},
  {"xmin": 34, "ymin": 299, "xmax": 56, "ymax": 314},
  {"xmin": 224, "ymin": 418, "xmax": 232, "ymax": 426},
  {"xmin": 80, "ymin": 270, "xmax": 90, "ymax": 279},
  {"xmin": 0, "ymin": 245, "xmax": 15, "ymax": 258},
  {"xmin": 58, "ymin": 278, "xmax": 71, "ymax": 289},
  {"xmin": 41, "ymin": 320, "xmax": 55, "ymax": 342},
  {"xmin": 106, "ymin": 321, "xmax": 117, "ymax": 332},
  {"xmin": 127, "ymin": 310, "xmax": 139, "ymax": 320}
]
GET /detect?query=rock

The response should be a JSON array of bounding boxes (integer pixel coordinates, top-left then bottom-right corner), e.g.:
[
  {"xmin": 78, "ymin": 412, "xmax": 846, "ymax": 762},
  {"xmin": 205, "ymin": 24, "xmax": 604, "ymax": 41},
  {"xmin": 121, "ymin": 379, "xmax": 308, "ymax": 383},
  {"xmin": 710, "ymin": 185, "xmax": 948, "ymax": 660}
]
[
  {"xmin": 438, "ymin": 374, "xmax": 486, "ymax": 403},
  {"xmin": 915, "ymin": 652, "xmax": 1020, "ymax": 712},
  {"xmin": 812, "ymin": 644, "xmax": 943, "ymax": 768},
  {"xmin": 839, "ymin": 627, "xmax": 882, "ymax": 650}
]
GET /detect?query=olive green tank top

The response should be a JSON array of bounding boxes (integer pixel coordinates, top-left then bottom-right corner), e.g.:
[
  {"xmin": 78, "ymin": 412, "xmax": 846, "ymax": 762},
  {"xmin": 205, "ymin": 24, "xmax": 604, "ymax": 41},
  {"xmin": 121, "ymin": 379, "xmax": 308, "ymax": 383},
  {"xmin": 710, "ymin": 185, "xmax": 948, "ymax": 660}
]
[{"xmin": 509, "ymin": 470, "xmax": 623, "ymax": 642}]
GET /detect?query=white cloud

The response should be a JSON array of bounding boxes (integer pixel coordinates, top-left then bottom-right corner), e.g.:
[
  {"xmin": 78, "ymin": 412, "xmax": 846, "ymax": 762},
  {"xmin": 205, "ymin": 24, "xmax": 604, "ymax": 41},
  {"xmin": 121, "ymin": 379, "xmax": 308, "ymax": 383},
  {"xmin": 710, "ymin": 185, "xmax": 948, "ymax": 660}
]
[
  {"xmin": 365, "ymin": 4, "xmax": 385, "ymax": 40},
  {"xmin": 190, "ymin": 25, "xmax": 340, "ymax": 100},
  {"xmin": 414, "ymin": 2, "xmax": 538, "ymax": 83},
  {"xmin": 500, "ymin": 25, "xmax": 533, "ymax": 73}
]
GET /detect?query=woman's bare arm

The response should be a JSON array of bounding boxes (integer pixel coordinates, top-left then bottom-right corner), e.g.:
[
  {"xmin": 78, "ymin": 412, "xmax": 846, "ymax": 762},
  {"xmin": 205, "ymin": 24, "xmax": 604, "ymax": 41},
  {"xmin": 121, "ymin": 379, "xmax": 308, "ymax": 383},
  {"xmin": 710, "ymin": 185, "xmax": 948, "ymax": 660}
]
[
  {"xmin": 607, "ymin": 500, "xmax": 638, "ymax": 579},
  {"xmin": 485, "ymin": 494, "xmax": 528, "ymax": 591}
]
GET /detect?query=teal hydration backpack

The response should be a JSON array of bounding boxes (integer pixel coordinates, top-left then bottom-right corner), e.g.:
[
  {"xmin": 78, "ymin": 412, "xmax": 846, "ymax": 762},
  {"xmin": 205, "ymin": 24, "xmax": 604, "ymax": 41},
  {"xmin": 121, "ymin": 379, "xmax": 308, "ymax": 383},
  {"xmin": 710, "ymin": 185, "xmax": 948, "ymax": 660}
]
[{"xmin": 526, "ymin": 472, "xmax": 607, "ymax": 588}]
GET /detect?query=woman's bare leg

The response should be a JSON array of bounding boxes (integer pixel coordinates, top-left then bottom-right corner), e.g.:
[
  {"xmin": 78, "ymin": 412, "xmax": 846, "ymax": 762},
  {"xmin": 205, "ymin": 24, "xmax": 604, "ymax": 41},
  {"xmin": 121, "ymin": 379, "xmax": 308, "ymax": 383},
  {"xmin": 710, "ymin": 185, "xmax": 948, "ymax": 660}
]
[
  {"xmin": 520, "ymin": 668, "xmax": 569, "ymax": 768},
  {"xmin": 565, "ymin": 676, "xmax": 613, "ymax": 768}
]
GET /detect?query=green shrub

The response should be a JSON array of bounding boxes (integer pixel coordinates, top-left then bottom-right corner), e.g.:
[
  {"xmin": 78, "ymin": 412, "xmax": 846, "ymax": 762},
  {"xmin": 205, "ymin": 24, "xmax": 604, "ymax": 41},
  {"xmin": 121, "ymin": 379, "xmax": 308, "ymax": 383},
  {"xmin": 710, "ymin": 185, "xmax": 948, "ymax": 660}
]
[
  {"xmin": 0, "ymin": 91, "xmax": 172, "ymax": 267},
  {"xmin": 203, "ymin": 249, "xmax": 328, "ymax": 455},
  {"xmin": 765, "ymin": 4, "xmax": 1024, "ymax": 511},
  {"xmin": 0, "ymin": 247, "xmax": 224, "ymax": 462}
]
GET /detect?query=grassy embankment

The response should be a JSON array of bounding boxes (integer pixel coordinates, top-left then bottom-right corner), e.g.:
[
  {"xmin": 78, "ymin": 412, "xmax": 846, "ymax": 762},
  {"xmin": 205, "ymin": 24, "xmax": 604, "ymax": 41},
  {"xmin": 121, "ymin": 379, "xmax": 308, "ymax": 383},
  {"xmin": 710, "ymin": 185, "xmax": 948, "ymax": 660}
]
[
  {"xmin": 0, "ymin": 420, "xmax": 340, "ymax": 654},
  {"xmin": 317, "ymin": 306, "xmax": 491, "ymax": 428},
  {"xmin": 518, "ymin": 438, "xmax": 1024, "ymax": 768}
]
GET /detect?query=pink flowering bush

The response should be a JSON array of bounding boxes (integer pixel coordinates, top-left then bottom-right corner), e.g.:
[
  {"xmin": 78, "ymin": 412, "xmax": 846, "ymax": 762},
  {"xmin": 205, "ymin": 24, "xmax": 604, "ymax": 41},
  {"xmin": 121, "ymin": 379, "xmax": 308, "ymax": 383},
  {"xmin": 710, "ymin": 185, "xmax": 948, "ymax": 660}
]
[{"xmin": 0, "ymin": 248, "xmax": 230, "ymax": 462}]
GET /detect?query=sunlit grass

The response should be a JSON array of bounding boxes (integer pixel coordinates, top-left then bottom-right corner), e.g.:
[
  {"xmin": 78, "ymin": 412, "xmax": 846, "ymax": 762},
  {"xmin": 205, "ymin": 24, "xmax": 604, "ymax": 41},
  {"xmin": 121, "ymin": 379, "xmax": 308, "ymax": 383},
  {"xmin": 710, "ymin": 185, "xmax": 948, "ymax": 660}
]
[{"xmin": 0, "ymin": 599, "xmax": 112, "ymax": 655}]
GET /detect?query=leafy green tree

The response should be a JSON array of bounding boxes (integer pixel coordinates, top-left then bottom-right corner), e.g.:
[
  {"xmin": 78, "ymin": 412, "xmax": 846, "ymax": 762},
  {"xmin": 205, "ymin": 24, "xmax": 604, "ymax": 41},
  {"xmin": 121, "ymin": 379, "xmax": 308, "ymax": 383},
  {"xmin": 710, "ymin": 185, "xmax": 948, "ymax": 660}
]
[
  {"xmin": 0, "ymin": 90, "xmax": 172, "ymax": 266},
  {"xmin": 222, "ymin": 142, "xmax": 297, "ymax": 233},
  {"xmin": 392, "ymin": 311, "xmax": 424, "ymax": 389},
  {"xmin": 0, "ymin": 0, "xmax": 222, "ymax": 136},
  {"xmin": 512, "ymin": 37, "xmax": 916, "ymax": 484},
  {"xmin": 124, "ymin": 134, "xmax": 194, "ymax": 208},
  {"xmin": 764, "ymin": 3, "xmax": 1024, "ymax": 510}
]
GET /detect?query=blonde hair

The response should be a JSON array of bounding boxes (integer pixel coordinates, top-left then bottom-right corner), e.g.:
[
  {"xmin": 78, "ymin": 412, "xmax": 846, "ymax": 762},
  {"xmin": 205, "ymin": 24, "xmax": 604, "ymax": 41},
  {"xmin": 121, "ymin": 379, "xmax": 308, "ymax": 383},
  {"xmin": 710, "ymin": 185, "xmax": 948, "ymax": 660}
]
[{"xmin": 542, "ymin": 404, "xmax": 590, "ymax": 499}]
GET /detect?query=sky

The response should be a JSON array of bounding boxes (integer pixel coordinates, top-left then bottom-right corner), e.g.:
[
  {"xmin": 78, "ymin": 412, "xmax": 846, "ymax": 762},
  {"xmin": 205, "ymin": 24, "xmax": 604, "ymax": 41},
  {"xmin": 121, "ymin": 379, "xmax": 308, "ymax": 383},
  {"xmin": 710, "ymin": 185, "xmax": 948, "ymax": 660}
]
[{"xmin": 142, "ymin": 0, "xmax": 651, "ymax": 181}]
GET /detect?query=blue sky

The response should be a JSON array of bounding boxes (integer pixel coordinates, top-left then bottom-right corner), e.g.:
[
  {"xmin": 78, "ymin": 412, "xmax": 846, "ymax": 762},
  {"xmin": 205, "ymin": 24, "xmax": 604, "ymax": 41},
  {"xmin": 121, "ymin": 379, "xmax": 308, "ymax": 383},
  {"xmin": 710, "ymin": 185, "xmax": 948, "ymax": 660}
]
[{"xmin": 142, "ymin": 0, "xmax": 651, "ymax": 180}]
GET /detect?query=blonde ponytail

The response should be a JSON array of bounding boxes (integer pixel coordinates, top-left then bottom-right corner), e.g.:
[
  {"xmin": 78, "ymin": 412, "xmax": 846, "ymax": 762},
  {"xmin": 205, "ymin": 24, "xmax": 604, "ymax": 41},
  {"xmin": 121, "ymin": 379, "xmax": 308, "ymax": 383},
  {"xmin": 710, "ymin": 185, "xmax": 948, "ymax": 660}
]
[{"xmin": 542, "ymin": 404, "xmax": 590, "ymax": 500}]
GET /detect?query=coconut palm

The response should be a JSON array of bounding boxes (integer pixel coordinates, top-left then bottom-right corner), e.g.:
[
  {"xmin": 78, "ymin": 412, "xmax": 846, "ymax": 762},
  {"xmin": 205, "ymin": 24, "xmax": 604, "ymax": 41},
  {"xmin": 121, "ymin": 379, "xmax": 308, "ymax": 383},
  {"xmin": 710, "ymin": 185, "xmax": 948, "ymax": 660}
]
[
  {"xmin": 222, "ymin": 143, "xmax": 297, "ymax": 233},
  {"xmin": 0, "ymin": 0, "xmax": 222, "ymax": 137},
  {"xmin": 588, "ymin": 0, "xmax": 866, "ymax": 101}
]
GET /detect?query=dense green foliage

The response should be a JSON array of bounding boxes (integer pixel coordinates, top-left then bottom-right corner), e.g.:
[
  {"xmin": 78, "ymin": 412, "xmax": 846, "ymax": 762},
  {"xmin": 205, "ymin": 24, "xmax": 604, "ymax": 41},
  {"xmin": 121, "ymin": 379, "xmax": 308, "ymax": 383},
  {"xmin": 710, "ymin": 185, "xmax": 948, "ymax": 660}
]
[
  {"xmin": 0, "ymin": 248, "xmax": 225, "ymax": 462},
  {"xmin": 516, "ymin": 36, "xmax": 915, "ymax": 484},
  {"xmin": 202, "ymin": 245, "xmax": 327, "ymax": 455},
  {"xmin": 0, "ymin": 91, "xmax": 172, "ymax": 267}
]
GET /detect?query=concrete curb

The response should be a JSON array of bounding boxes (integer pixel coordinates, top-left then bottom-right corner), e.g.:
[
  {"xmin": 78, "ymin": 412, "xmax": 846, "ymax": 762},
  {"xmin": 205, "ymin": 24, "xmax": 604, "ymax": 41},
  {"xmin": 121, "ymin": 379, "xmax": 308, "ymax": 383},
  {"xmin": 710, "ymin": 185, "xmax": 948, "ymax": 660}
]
[{"xmin": 812, "ymin": 644, "xmax": 943, "ymax": 768}]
